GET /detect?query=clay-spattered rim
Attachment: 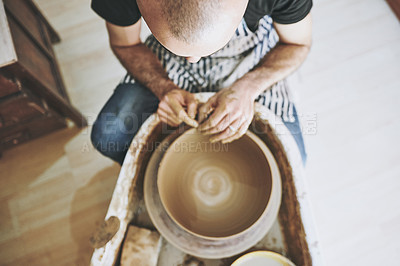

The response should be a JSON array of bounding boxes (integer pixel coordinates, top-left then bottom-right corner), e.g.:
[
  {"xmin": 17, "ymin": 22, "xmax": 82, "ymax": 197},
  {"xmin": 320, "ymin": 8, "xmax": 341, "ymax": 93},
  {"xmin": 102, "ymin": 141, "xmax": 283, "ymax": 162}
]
[{"xmin": 157, "ymin": 128, "xmax": 279, "ymax": 241}]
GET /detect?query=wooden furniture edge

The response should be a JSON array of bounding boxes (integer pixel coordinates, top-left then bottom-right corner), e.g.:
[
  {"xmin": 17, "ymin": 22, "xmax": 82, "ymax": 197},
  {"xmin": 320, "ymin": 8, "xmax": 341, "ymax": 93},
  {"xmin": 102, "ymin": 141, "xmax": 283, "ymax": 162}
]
[
  {"xmin": 1, "ymin": 64, "xmax": 87, "ymax": 127},
  {"xmin": 0, "ymin": 0, "xmax": 18, "ymax": 68},
  {"xmin": 29, "ymin": 0, "xmax": 60, "ymax": 43}
]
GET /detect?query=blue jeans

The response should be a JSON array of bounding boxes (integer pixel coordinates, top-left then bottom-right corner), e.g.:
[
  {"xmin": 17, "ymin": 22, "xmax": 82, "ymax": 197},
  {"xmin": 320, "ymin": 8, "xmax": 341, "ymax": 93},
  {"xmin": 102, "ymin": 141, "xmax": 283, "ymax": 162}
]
[
  {"xmin": 91, "ymin": 82, "xmax": 159, "ymax": 165},
  {"xmin": 91, "ymin": 82, "xmax": 307, "ymax": 165}
]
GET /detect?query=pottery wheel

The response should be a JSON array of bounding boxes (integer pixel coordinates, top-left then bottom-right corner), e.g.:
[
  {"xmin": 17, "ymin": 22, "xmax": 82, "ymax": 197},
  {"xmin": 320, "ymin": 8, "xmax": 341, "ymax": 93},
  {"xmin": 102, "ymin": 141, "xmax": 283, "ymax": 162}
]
[
  {"xmin": 143, "ymin": 128, "xmax": 282, "ymax": 258},
  {"xmin": 158, "ymin": 129, "xmax": 271, "ymax": 238}
]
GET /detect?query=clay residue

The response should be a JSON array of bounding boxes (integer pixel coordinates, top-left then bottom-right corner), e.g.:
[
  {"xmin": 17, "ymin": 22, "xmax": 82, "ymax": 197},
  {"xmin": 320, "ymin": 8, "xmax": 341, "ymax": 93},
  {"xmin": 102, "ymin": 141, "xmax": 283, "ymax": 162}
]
[
  {"xmin": 120, "ymin": 225, "xmax": 160, "ymax": 266},
  {"xmin": 179, "ymin": 255, "xmax": 205, "ymax": 266},
  {"xmin": 90, "ymin": 216, "xmax": 120, "ymax": 249}
]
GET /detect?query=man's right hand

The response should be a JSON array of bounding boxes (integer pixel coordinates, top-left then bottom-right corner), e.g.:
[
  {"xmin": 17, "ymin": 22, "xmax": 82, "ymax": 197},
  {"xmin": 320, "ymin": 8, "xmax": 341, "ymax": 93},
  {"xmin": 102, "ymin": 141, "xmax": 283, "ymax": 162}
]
[{"xmin": 157, "ymin": 89, "xmax": 199, "ymax": 128}]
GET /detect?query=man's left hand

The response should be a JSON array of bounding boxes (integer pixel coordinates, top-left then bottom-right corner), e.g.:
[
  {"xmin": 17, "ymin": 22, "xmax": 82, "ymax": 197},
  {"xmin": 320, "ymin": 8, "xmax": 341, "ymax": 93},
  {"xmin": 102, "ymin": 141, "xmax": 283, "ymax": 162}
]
[{"xmin": 197, "ymin": 85, "xmax": 256, "ymax": 144}]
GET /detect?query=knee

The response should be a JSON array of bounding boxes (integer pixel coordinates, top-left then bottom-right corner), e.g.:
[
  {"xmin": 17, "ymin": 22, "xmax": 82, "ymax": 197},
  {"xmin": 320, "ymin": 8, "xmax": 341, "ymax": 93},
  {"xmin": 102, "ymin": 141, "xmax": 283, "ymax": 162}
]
[
  {"xmin": 90, "ymin": 116, "xmax": 128, "ymax": 164},
  {"xmin": 90, "ymin": 119, "xmax": 106, "ymax": 152},
  {"xmin": 90, "ymin": 82, "xmax": 159, "ymax": 163}
]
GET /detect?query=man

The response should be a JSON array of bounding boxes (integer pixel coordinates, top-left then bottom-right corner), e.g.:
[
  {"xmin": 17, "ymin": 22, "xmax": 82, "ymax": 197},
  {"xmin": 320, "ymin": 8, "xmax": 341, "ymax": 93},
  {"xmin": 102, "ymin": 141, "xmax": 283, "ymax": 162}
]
[{"xmin": 91, "ymin": 0, "xmax": 312, "ymax": 165}]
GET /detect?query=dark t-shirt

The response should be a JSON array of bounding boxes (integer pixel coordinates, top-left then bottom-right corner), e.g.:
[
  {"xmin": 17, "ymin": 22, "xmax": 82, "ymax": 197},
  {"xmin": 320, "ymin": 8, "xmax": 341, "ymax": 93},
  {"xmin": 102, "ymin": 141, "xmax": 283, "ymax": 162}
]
[{"xmin": 91, "ymin": 0, "xmax": 312, "ymax": 31}]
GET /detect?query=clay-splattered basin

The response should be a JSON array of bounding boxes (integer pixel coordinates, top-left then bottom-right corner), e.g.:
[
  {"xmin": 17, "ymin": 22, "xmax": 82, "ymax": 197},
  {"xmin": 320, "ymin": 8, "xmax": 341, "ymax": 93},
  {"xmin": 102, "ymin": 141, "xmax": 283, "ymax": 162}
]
[{"xmin": 144, "ymin": 127, "xmax": 282, "ymax": 258}]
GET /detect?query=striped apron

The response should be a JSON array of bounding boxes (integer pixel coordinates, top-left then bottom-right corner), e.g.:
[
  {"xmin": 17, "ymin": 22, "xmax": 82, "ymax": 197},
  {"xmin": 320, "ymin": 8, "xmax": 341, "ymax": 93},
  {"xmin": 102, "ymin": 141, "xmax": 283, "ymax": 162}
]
[{"xmin": 121, "ymin": 15, "xmax": 296, "ymax": 123}]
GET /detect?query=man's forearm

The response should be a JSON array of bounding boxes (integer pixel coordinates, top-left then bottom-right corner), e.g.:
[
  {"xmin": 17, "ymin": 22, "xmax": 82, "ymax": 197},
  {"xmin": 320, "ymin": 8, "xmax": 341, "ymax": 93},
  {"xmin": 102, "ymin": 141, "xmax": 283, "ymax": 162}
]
[
  {"xmin": 112, "ymin": 43, "xmax": 177, "ymax": 99},
  {"xmin": 235, "ymin": 43, "xmax": 311, "ymax": 99}
]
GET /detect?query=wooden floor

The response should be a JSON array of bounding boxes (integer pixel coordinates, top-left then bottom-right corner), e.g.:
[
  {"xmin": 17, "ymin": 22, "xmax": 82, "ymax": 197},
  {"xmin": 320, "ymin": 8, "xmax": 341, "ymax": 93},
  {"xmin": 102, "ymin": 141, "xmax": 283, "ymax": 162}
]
[{"xmin": 0, "ymin": 0, "xmax": 399, "ymax": 265}]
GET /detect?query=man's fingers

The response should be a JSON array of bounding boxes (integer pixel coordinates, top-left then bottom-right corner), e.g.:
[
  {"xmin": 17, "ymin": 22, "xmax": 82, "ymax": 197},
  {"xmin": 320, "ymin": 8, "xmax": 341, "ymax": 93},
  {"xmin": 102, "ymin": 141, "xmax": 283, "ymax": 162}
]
[
  {"xmin": 159, "ymin": 97, "xmax": 188, "ymax": 125},
  {"xmin": 221, "ymin": 122, "xmax": 249, "ymax": 144},
  {"xmin": 158, "ymin": 104, "xmax": 180, "ymax": 124},
  {"xmin": 169, "ymin": 99, "xmax": 198, "ymax": 127},
  {"xmin": 186, "ymin": 99, "xmax": 198, "ymax": 120},
  {"xmin": 222, "ymin": 113, "xmax": 253, "ymax": 143},
  {"xmin": 180, "ymin": 110, "xmax": 199, "ymax": 128},
  {"xmin": 202, "ymin": 114, "xmax": 230, "ymax": 135},
  {"xmin": 158, "ymin": 114, "xmax": 180, "ymax": 127},
  {"xmin": 198, "ymin": 98, "xmax": 215, "ymax": 124},
  {"xmin": 198, "ymin": 105, "xmax": 228, "ymax": 132},
  {"xmin": 158, "ymin": 102, "xmax": 174, "ymax": 114},
  {"xmin": 157, "ymin": 109, "xmax": 180, "ymax": 127},
  {"xmin": 209, "ymin": 118, "xmax": 241, "ymax": 143},
  {"xmin": 159, "ymin": 89, "xmax": 198, "ymax": 128},
  {"xmin": 221, "ymin": 131, "xmax": 241, "ymax": 144},
  {"xmin": 158, "ymin": 100, "xmax": 170, "ymax": 112}
]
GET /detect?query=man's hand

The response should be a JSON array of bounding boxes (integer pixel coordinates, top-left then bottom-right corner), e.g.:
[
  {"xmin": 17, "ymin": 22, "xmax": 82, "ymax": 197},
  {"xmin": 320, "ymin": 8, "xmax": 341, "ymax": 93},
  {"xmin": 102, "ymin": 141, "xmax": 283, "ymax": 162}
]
[
  {"xmin": 157, "ymin": 89, "xmax": 199, "ymax": 127},
  {"xmin": 195, "ymin": 14, "xmax": 312, "ymax": 144},
  {"xmin": 197, "ymin": 84, "xmax": 255, "ymax": 143}
]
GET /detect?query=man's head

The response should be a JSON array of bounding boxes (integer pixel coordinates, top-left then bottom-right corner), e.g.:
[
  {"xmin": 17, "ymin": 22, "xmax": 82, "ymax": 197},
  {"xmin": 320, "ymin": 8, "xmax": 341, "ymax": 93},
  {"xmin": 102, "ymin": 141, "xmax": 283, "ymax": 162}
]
[{"xmin": 137, "ymin": 0, "xmax": 248, "ymax": 63}]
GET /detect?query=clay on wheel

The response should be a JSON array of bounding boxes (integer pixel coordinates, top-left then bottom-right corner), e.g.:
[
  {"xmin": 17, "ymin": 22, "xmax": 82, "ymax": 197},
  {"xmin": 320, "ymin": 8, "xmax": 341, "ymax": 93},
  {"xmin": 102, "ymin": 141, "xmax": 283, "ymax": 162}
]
[{"xmin": 158, "ymin": 128, "xmax": 272, "ymax": 239}]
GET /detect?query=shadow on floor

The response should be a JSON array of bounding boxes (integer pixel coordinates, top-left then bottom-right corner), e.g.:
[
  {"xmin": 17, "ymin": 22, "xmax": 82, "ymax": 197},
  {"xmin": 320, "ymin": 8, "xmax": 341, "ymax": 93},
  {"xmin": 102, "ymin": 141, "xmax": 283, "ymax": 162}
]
[
  {"xmin": 69, "ymin": 164, "xmax": 120, "ymax": 265},
  {"xmin": 0, "ymin": 127, "xmax": 81, "ymax": 199}
]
